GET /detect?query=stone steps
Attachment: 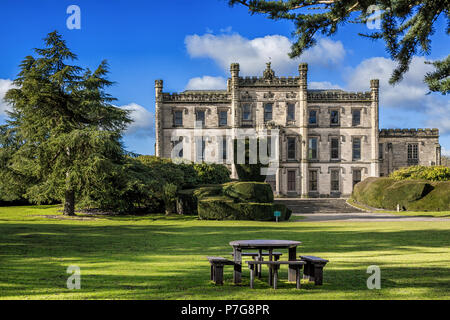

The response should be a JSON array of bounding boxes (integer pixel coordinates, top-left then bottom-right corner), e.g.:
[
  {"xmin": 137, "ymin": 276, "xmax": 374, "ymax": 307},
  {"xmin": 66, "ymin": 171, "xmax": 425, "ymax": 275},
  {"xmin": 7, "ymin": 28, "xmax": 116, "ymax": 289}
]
[{"xmin": 275, "ymin": 198, "xmax": 363, "ymax": 214}]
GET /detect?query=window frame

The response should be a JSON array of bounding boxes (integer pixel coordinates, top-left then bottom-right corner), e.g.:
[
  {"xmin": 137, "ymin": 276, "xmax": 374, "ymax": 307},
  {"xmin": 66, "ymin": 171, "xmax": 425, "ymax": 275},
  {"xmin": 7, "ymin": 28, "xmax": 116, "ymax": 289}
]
[
  {"xmin": 287, "ymin": 103, "xmax": 295, "ymax": 122},
  {"xmin": 264, "ymin": 103, "xmax": 273, "ymax": 122},
  {"xmin": 308, "ymin": 109, "xmax": 318, "ymax": 126},
  {"xmin": 219, "ymin": 110, "xmax": 228, "ymax": 127},
  {"xmin": 287, "ymin": 137, "xmax": 296, "ymax": 160},
  {"xmin": 330, "ymin": 137, "xmax": 340, "ymax": 160},
  {"xmin": 309, "ymin": 170, "xmax": 318, "ymax": 192},
  {"xmin": 352, "ymin": 137, "xmax": 361, "ymax": 161},
  {"xmin": 173, "ymin": 110, "xmax": 183, "ymax": 127},
  {"xmin": 242, "ymin": 104, "xmax": 252, "ymax": 121},
  {"xmin": 196, "ymin": 110, "xmax": 206, "ymax": 127},
  {"xmin": 308, "ymin": 137, "xmax": 318, "ymax": 160},
  {"xmin": 330, "ymin": 169, "xmax": 340, "ymax": 192},
  {"xmin": 352, "ymin": 109, "xmax": 361, "ymax": 127},
  {"xmin": 330, "ymin": 109, "xmax": 340, "ymax": 126}
]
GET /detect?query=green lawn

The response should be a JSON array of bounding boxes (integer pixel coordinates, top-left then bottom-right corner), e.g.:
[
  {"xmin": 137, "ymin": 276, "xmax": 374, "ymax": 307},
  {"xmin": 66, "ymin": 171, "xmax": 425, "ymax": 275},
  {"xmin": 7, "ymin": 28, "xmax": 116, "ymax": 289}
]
[
  {"xmin": 347, "ymin": 199, "xmax": 450, "ymax": 217},
  {"xmin": 0, "ymin": 205, "xmax": 449, "ymax": 300}
]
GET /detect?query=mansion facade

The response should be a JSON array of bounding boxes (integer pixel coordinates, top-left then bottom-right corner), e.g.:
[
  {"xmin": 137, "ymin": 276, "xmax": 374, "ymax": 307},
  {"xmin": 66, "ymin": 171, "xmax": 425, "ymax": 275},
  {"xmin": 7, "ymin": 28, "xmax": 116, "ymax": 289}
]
[{"xmin": 155, "ymin": 63, "xmax": 441, "ymax": 197}]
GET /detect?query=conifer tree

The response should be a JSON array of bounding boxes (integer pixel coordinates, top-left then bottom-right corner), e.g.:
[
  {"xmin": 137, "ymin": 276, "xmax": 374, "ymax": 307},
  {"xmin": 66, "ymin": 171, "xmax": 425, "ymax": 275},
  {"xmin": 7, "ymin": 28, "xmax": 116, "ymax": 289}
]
[{"xmin": 2, "ymin": 31, "xmax": 131, "ymax": 215}]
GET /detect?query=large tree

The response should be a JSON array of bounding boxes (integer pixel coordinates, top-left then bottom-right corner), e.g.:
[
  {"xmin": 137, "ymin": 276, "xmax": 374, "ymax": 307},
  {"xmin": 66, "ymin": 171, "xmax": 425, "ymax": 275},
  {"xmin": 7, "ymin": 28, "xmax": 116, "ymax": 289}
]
[
  {"xmin": 228, "ymin": 0, "xmax": 449, "ymax": 94},
  {"xmin": 2, "ymin": 31, "xmax": 131, "ymax": 215}
]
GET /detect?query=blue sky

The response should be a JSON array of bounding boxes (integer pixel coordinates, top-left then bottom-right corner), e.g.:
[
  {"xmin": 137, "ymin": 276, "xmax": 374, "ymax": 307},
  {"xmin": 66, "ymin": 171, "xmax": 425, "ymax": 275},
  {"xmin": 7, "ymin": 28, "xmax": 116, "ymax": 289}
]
[{"xmin": 0, "ymin": 0, "xmax": 449, "ymax": 155}]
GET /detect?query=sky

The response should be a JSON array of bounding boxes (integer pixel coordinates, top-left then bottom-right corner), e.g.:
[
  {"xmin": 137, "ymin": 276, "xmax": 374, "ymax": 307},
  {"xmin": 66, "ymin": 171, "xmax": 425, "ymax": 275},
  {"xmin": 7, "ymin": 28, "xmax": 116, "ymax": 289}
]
[{"xmin": 0, "ymin": 0, "xmax": 449, "ymax": 155}]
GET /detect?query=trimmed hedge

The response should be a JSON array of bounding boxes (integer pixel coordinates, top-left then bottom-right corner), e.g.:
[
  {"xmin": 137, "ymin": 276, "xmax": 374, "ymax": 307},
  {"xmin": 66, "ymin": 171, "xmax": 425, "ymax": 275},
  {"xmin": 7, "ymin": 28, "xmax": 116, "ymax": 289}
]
[
  {"xmin": 198, "ymin": 198, "xmax": 291, "ymax": 221},
  {"xmin": 222, "ymin": 181, "xmax": 274, "ymax": 203},
  {"xmin": 352, "ymin": 177, "xmax": 449, "ymax": 211},
  {"xmin": 176, "ymin": 185, "xmax": 222, "ymax": 215}
]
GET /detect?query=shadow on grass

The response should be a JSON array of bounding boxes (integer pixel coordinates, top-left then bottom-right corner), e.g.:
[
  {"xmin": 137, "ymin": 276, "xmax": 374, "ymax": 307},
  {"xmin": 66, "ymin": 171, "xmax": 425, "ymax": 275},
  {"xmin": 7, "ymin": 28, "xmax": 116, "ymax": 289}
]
[{"xmin": 0, "ymin": 220, "xmax": 449, "ymax": 299}]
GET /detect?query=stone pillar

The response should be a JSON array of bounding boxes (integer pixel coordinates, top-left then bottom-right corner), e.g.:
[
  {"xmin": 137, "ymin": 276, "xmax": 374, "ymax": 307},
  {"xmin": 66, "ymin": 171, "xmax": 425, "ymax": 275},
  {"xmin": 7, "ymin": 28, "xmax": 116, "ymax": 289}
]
[
  {"xmin": 155, "ymin": 80, "xmax": 163, "ymax": 157},
  {"xmin": 436, "ymin": 144, "xmax": 442, "ymax": 166},
  {"xmin": 299, "ymin": 63, "xmax": 309, "ymax": 198},
  {"xmin": 370, "ymin": 79, "xmax": 380, "ymax": 177},
  {"xmin": 230, "ymin": 63, "xmax": 240, "ymax": 179}
]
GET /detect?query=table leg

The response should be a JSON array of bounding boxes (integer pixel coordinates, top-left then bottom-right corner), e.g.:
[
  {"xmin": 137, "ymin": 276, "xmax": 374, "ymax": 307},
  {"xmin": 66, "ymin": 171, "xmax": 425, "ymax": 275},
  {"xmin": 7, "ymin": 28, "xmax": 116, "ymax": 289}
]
[
  {"xmin": 257, "ymin": 249, "xmax": 262, "ymax": 279},
  {"xmin": 268, "ymin": 249, "xmax": 273, "ymax": 286},
  {"xmin": 288, "ymin": 247, "xmax": 297, "ymax": 282},
  {"xmin": 233, "ymin": 247, "xmax": 242, "ymax": 284}
]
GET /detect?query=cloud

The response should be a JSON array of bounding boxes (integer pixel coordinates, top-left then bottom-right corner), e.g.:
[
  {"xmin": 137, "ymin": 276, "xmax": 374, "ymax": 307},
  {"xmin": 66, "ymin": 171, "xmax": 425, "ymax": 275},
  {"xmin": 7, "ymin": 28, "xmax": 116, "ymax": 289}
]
[
  {"xmin": 0, "ymin": 79, "xmax": 15, "ymax": 116},
  {"xmin": 118, "ymin": 103, "xmax": 154, "ymax": 136},
  {"xmin": 309, "ymin": 81, "xmax": 343, "ymax": 90},
  {"xmin": 185, "ymin": 76, "xmax": 227, "ymax": 90},
  {"xmin": 185, "ymin": 33, "xmax": 345, "ymax": 75},
  {"xmin": 442, "ymin": 147, "xmax": 450, "ymax": 157}
]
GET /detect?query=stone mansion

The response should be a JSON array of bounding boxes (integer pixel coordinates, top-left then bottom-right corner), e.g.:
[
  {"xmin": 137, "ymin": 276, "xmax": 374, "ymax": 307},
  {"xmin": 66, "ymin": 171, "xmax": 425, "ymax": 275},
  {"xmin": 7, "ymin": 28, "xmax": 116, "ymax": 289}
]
[{"xmin": 155, "ymin": 63, "xmax": 441, "ymax": 197}]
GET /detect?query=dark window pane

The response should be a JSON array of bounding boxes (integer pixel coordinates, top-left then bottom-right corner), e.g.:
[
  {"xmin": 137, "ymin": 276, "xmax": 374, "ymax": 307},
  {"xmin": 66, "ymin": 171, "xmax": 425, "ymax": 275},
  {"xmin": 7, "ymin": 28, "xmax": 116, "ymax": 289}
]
[
  {"xmin": 331, "ymin": 138, "xmax": 339, "ymax": 159},
  {"xmin": 309, "ymin": 110, "xmax": 317, "ymax": 125},
  {"xmin": 330, "ymin": 110, "xmax": 339, "ymax": 125},
  {"xmin": 174, "ymin": 111, "xmax": 183, "ymax": 126},
  {"xmin": 219, "ymin": 111, "xmax": 227, "ymax": 126},
  {"xmin": 352, "ymin": 138, "xmax": 361, "ymax": 160},
  {"xmin": 353, "ymin": 170, "xmax": 362, "ymax": 188},
  {"xmin": 287, "ymin": 104, "xmax": 295, "ymax": 121},
  {"xmin": 309, "ymin": 138, "xmax": 318, "ymax": 159},
  {"xmin": 264, "ymin": 104, "xmax": 273, "ymax": 122},
  {"xmin": 222, "ymin": 138, "xmax": 227, "ymax": 160},
  {"xmin": 287, "ymin": 137, "xmax": 296, "ymax": 160},
  {"xmin": 242, "ymin": 104, "xmax": 251, "ymax": 121},
  {"xmin": 331, "ymin": 170, "xmax": 339, "ymax": 191},
  {"xmin": 196, "ymin": 111, "xmax": 205, "ymax": 126},
  {"xmin": 352, "ymin": 109, "xmax": 361, "ymax": 126},
  {"xmin": 309, "ymin": 170, "xmax": 318, "ymax": 191},
  {"xmin": 379, "ymin": 143, "xmax": 383, "ymax": 159},
  {"xmin": 288, "ymin": 171, "xmax": 296, "ymax": 191}
]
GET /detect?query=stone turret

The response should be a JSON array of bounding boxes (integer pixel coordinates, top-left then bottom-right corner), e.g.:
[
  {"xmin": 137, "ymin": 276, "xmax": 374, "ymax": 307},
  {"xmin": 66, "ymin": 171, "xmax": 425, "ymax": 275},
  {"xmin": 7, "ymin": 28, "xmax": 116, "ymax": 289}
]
[
  {"xmin": 298, "ymin": 63, "xmax": 308, "ymax": 198},
  {"xmin": 155, "ymin": 79, "xmax": 163, "ymax": 157},
  {"xmin": 370, "ymin": 79, "xmax": 379, "ymax": 177}
]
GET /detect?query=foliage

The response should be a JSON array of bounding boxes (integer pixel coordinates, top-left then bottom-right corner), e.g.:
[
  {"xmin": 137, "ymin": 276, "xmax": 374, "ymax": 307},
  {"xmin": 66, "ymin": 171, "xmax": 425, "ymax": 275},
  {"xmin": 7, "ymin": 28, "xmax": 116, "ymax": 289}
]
[
  {"xmin": 228, "ymin": 0, "xmax": 449, "ymax": 94},
  {"xmin": 389, "ymin": 165, "xmax": 450, "ymax": 181},
  {"xmin": 1, "ymin": 31, "xmax": 131, "ymax": 215},
  {"xmin": 193, "ymin": 163, "xmax": 231, "ymax": 185},
  {"xmin": 233, "ymin": 138, "xmax": 269, "ymax": 182},
  {"xmin": 222, "ymin": 181, "xmax": 274, "ymax": 203},
  {"xmin": 352, "ymin": 177, "xmax": 449, "ymax": 211},
  {"xmin": 162, "ymin": 183, "xmax": 178, "ymax": 215}
]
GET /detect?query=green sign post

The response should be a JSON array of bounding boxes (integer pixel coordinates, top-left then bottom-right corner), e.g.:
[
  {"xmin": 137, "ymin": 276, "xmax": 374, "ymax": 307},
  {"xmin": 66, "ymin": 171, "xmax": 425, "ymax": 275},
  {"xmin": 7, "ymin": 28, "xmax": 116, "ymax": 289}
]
[{"xmin": 274, "ymin": 211, "xmax": 281, "ymax": 222}]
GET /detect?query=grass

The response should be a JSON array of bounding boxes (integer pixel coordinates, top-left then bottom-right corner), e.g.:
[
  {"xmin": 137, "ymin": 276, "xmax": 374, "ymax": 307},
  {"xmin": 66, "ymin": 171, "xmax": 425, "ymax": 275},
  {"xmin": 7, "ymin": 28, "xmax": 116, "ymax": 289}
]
[
  {"xmin": 347, "ymin": 198, "xmax": 450, "ymax": 218},
  {"xmin": 0, "ymin": 205, "xmax": 449, "ymax": 300}
]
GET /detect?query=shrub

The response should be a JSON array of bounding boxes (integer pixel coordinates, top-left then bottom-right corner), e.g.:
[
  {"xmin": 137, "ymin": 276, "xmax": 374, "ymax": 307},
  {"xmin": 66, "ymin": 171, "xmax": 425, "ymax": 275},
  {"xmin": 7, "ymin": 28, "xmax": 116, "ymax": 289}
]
[
  {"xmin": 198, "ymin": 198, "xmax": 291, "ymax": 221},
  {"xmin": 162, "ymin": 183, "xmax": 178, "ymax": 215},
  {"xmin": 390, "ymin": 165, "xmax": 450, "ymax": 181},
  {"xmin": 233, "ymin": 138, "xmax": 269, "ymax": 182},
  {"xmin": 222, "ymin": 181, "xmax": 274, "ymax": 203},
  {"xmin": 176, "ymin": 184, "xmax": 223, "ymax": 215},
  {"xmin": 192, "ymin": 163, "xmax": 231, "ymax": 185}
]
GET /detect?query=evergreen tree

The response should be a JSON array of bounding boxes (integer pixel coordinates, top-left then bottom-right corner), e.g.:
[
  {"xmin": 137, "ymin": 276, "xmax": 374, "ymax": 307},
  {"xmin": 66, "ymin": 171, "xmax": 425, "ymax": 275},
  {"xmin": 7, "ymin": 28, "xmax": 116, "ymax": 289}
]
[
  {"xmin": 2, "ymin": 31, "xmax": 131, "ymax": 215},
  {"xmin": 228, "ymin": 0, "xmax": 449, "ymax": 94}
]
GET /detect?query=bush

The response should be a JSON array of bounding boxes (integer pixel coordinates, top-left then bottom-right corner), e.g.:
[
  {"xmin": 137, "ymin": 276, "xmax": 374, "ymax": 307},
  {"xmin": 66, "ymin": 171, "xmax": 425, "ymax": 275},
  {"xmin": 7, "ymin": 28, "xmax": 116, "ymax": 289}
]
[
  {"xmin": 176, "ymin": 185, "xmax": 223, "ymax": 215},
  {"xmin": 233, "ymin": 138, "xmax": 269, "ymax": 182},
  {"xmin": 222, "ymin": 181, "xmax": 274, "ymax": 203},
  {"xmin": 198, "ymin": 198, "xmax": 291, "ymax": 221},
  {"xmin": 352, "ymin": 177, "xmax": 449, "ymax": 211},
  {"xmin": 193, "ymin": 163, "xmax": 231, "ymax": 185},
  {"xmin": 390, "ymin": 165, "xmax": 450, "ymax": 181}
]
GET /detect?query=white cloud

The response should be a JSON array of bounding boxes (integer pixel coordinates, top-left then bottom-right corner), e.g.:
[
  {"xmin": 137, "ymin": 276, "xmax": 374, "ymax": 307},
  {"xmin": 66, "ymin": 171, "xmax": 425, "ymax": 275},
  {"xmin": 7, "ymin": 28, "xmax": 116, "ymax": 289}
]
[
  {"xmin": 309, "ymin": 81, "xmax": 343, "ymax": 90},
  {"xmin": 185, "ymin": 33, "xmax": 345, "ymax": 75},
  {"xmin": 118, "ymin": 103, "xmax": 154, "ymax": 136},
  {"xmin": 185, "ymin": 76, "xmax": 227, "ymax": 90},
  {"xmin": 442, "ymin": 147, "xmax": 450, "ymax": 157},
  {"xmin": 0, "ymin": 79, "xmax": 15, "ymax": 116}
]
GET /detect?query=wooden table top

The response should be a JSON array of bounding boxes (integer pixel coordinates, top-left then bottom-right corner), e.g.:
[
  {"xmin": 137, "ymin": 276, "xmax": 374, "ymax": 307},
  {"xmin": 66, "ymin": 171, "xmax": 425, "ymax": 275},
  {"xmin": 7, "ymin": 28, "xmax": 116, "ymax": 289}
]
[{"xmin": 229, "ymin": 240, "xmax": 301, "ymax": 249}]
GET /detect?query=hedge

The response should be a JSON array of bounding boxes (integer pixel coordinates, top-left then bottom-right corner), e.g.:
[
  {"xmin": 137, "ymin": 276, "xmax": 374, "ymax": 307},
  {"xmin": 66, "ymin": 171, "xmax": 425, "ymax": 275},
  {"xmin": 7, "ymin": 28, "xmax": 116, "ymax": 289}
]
[
  {"xmin": 352, "ymin": 177, "xmax": 450, "ymax": 211},
  {"xmin": 390, "ymin": 165, "xmax": 450, "ymax": 181},
  {"xmin": 198, "ymin": 198, "xmax": 291, "ymax": 221},
  {"xmin": 222, "ymin": 181, "xmax": 274, "ymax": 203}
]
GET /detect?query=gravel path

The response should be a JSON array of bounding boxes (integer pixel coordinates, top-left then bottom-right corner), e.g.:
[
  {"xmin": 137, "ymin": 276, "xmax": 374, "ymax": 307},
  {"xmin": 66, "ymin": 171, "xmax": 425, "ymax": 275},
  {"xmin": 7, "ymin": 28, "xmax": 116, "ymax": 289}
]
[{"xmin": 293, "ymin": 212, "xmax": 449, "ymax": 222}]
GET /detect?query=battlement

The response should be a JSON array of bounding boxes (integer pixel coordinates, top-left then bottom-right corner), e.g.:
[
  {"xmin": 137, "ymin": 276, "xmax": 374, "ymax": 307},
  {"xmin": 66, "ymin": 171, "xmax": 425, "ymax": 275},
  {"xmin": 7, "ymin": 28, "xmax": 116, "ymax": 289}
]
[
  {"xmin": 161, "ymin": 91, "xmax": 231, "ymax": 103},
  {"xmin": 379, "ymin": 128, "xmax": 439, "ymax": 137},
  {"xmin": 307, "ymin": 90, "xmax": 372, "ymax": 102}
]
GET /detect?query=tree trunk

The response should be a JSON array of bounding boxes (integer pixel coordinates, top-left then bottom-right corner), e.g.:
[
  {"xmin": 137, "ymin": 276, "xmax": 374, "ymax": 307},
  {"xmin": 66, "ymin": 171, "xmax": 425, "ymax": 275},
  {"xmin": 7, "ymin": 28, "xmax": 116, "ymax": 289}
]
[{"xmin": 63, "ymin": 189, "xmax": 75, "ymax": 216}]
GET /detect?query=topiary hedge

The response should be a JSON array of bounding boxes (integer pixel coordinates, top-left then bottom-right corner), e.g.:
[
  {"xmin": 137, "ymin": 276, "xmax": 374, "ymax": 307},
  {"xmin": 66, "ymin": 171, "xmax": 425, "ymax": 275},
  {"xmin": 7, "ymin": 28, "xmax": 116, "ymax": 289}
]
[
  {"xmin": 222, "ymin": 181, "xmax": 274, "ymax": 203},
  {"xmin": 352, "ymin": 177, "xmax": 449, "ymax": 211}
]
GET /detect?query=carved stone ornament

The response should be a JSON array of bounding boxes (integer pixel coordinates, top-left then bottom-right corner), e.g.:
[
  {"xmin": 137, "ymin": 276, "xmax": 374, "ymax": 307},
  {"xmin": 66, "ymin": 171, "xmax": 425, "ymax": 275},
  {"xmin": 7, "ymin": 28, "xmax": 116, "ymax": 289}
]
[{"xmin": 263, "ymin": 62, "xmax": 275, "ymax": 80}]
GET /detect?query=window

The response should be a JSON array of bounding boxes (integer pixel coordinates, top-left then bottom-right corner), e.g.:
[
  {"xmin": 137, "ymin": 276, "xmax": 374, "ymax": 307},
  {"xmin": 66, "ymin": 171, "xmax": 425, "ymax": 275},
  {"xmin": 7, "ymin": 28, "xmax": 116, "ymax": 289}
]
[
  {"xmin": 308, "ymin": 138, "xmax": 318, "ymax": 160},
  {"xmin": 221, "ymin": 137, "xmax": 227, "ymax": 161},
  {"xmin": 242, "ymin": 104, "xmax": 251, "ymax": 121},
  {"xmin": 264, "ymin": 103, "xmax": 273, "ymax": 122},
  {"xmin": 196, "ymin": 110, "xmax": 205, "ymax": 127},
  {"xmin": 267, "ymin": 136, "xmax": 272, "ymax": 157},
  {"xmin": 352, "ymin": 138, "xmax": 361, "ymax": 161},
  {"xmin": 352, "ymin": 109, "xmax": 361, "ymax": 126},
  {"xmin": 173, "ymin": 139, "xmax": 183, "ymax": 158},
  {"xmin": 287, "ymin": 104, "xmax": 295, "ymax": 121},
  {"xmin": 309, "ymin": 110, "xmax": 317, "ymax": 125},
  {"xmin": 288, "ymin": 170, "xmax": 296, "ymax": 192},
  {"xmin": 379, "ymin": 143, "xmax": 384, "ymax": 160},
  {"xmin": 196, "ymin": 138, "xmax": 206, "ymax": 162},
  {"xmin": 330, "ymin": 110, "xmax": 339, "ymax": 125},
  {"xmin": 287, "ymin": 137, "xmax": 296, "ymax": 160},
  {"xmin": 173, "ymin": 111, "xmax": 183, "ymax": 127},
  {"xmin": 330, "ymin": 138, "xmax": 339, "ymax": 160},
  {"xmin": 330, "ymin": 170, "xmax": 340, "ymax": 192},
  {"xmin": 353, "ymin": 169, "xmax": 362, "ymax": 188},
  {"xmin": 309, "ymin": 170, "xmax": 318, "ymax": 192},
  {"xmin": 408, "ymin": 143, "xmax": 418, "ymax": 164},
  {"xmin": 219, "ymin": 110, "xmax": 227, "ymax": 126}
]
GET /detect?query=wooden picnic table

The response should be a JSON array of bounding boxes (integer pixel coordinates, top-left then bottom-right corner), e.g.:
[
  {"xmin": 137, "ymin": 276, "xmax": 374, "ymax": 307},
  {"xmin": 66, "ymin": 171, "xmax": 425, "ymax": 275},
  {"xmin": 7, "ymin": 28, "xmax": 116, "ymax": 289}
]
[{"xmin": 229, "ymin": 239, "xmax": 301, "ymax": 284}]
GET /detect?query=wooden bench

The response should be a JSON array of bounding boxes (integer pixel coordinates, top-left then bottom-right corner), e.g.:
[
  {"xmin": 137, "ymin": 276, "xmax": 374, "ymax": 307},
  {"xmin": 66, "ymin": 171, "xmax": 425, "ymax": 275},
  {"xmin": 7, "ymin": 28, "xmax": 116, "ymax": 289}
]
[
  {"xmin": 207, "ymin": 256, "xmax": 235, "ymax": 285},
  {"xmin": 231, "ymin": 252, "xmax": 283, "ymax": 278},
  {"xmin": 300, "ymin": 255, "xmax": 329, "ymax": 285},
  {"xmin": 246, "ymin": 260, "xmax": 306, "ymax": 289}
]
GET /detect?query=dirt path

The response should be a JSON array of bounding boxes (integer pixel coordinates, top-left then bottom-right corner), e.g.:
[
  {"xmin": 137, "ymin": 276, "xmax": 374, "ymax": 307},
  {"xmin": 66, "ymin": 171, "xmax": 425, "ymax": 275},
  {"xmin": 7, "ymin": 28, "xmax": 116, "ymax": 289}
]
[{"xmin": 292, "ymin": 212, "xmax": 449, "ymax": 222}]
